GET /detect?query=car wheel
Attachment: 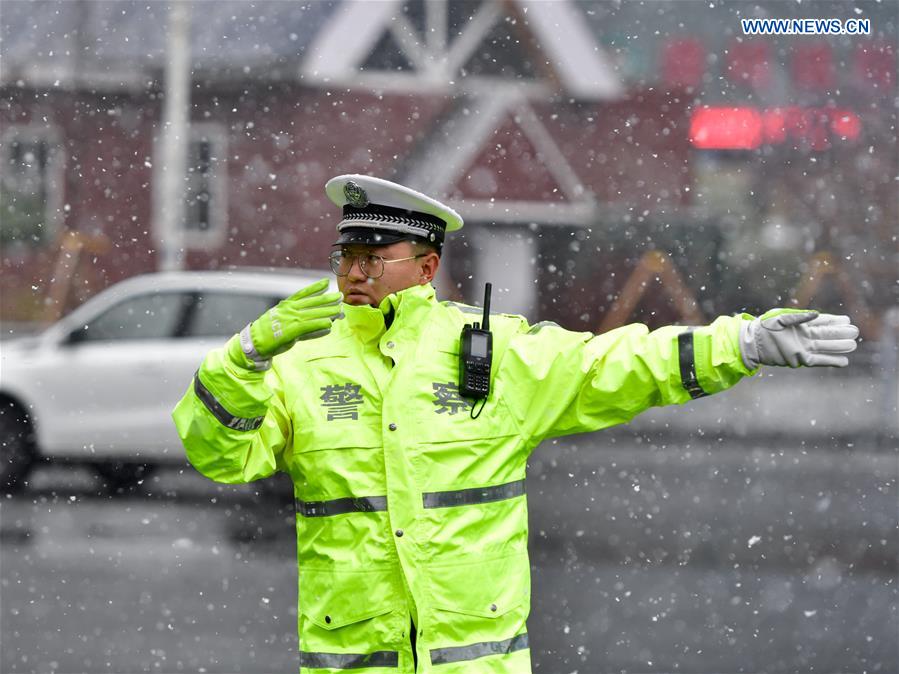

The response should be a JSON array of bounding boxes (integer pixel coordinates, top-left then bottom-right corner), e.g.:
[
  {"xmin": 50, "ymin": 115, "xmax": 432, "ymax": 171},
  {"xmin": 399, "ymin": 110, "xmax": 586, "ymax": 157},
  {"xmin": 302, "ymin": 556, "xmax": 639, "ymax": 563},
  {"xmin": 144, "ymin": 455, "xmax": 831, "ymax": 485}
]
[
  {"xmin": 0, "ymin": 402, "xmax": 36, "ymax": 494},
  {"xmin": 94, "ymin": 461, "xmax": 155, "ymax": 494}
]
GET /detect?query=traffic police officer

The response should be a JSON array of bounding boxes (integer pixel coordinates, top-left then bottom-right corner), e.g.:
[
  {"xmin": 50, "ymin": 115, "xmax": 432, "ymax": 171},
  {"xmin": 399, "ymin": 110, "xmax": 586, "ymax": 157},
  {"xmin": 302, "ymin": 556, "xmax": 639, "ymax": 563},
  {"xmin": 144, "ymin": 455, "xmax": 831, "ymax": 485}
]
[{"xmin": 172, "ymin": 174, "xmax": 859, "ymax": 674}]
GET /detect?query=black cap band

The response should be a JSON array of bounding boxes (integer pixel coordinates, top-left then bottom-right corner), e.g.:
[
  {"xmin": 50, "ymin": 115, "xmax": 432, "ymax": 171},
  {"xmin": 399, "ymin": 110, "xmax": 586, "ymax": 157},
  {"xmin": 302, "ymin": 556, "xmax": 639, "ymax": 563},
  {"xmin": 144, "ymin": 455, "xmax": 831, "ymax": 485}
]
[
  {"xmin": 341, "ymin": 204, "xmax": 446, "ymax": 244},
  {"xmin": 333, "ymin": 227, "xmax": 443, "ymax": 253}
]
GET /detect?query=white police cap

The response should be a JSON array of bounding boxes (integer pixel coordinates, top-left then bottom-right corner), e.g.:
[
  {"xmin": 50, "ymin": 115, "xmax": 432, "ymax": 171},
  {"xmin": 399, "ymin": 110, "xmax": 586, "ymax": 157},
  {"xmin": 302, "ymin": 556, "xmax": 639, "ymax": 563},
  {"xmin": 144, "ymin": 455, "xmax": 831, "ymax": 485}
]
[{"xmin": 325, "ymin": 174, "xmax": 463, "ymax": 248}]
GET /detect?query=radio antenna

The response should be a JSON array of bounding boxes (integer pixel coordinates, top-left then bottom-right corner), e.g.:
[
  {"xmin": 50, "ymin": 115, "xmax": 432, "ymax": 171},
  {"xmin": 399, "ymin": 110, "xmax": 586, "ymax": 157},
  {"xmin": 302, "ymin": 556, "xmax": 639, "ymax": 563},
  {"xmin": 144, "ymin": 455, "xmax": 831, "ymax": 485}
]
[{"xmin": 481, "ymin": 283, "xmax": 492, "ymax": 332}]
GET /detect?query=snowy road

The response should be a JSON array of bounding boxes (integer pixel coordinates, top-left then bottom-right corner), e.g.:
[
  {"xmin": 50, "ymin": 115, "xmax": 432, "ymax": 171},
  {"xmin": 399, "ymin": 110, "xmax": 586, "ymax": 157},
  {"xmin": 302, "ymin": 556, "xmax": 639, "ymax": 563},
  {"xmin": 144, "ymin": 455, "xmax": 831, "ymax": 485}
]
[{"xmin": 2, "ymin": 437, "xmax": 896, "ymax": 674}]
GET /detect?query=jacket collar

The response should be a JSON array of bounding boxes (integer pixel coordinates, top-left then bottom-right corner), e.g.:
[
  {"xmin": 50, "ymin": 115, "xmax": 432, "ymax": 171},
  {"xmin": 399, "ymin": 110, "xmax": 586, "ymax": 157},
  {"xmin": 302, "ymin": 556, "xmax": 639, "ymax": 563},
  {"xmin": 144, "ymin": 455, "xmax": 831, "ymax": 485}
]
[{"xmin": 340, "ymin": 283, "xmax": 437, "ymax": 343}]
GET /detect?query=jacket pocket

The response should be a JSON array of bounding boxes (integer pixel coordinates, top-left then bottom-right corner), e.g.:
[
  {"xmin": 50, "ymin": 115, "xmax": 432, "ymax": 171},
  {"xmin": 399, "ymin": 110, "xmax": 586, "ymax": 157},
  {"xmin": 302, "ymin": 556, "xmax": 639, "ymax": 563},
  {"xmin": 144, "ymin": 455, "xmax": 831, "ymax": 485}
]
[
  {"xmin": 299, "ymin": 567, "xmax": 401, "ymax": 628},
  {"xmin": 290, "ymin": 350, "xmax": 383, "ymax": 453},
  {"xmin": 306, "ymin": 603, "xmax": 394, "ymax": 631},
  {"xmin": 298, "ymin": 568, "xmax": 404, "ymax": 654},
  {"xmin": 425, "ymin": 553, "xmax": 530, "ymax": 640}
]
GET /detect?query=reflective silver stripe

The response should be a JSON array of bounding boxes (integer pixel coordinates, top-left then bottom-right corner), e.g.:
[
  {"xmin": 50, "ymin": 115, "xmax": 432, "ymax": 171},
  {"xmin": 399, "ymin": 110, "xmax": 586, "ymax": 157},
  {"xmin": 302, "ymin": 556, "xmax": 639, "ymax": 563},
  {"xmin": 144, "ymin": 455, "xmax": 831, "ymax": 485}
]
[
  {"xmin": 442, "ymin": 301, "xmax": 483, "ymax": 316},
  {"xmin": 677, "ymin": 328, "xmax": 708, "ymax": 399},
  {"xmin": 193, "ymin": 373, "xmax": 265, "ymax": 431},
  {"xmin": 422, "ymin": 479, "xmax": 525, "ymax": 509},
  {"xmin": 527, "ymin": 320, "xmax": 560, "ymax": 335},
  {"xmin": 430, "ymin": 633, "xmax": 529, "ymax": 666},
  {"xmin": 296, "ymin": 495, "xmax": 388, "ymax": 517},
  {"xmin": 299, "ymin": 650, "xmax": 398, "ymax": 669},
  {"xmin": 239, "ymin": 324, "xmax": 271, "ymax": 371}
]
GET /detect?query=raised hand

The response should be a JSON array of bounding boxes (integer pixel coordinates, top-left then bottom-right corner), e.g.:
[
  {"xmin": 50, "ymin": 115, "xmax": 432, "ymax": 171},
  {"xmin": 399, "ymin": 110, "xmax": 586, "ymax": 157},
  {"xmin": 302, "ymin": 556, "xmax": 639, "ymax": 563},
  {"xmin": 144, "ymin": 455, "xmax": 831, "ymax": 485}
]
[{"xmin": 229, "ymin": 278, "xmax": 343, "ymax": 370}]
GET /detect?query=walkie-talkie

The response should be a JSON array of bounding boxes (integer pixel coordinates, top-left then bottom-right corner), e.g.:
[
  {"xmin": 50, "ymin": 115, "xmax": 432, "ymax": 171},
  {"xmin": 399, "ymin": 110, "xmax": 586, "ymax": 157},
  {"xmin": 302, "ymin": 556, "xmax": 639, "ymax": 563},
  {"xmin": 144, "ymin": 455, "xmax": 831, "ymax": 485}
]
[{"xmin": 459, "ymin": 283, "xmax": 493, "ymax": 400}]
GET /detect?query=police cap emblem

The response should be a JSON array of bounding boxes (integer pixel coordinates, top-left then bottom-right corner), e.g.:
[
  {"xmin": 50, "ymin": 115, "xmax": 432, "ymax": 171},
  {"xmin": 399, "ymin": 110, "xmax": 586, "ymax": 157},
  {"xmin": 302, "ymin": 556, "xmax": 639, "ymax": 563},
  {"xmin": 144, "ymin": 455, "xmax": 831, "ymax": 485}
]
[{"xmin": 343, "ymin": 181, "xmax": 369, "ymax": 208}]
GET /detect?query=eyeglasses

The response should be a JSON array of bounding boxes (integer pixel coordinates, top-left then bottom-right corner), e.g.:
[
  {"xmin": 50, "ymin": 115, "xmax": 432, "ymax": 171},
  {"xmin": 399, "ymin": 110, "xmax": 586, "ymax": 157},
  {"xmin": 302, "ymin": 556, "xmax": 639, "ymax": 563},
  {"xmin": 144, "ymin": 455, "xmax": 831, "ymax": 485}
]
[{"xmin": 328, "ymin": 250, "xmax": 425, "ymax": 279}]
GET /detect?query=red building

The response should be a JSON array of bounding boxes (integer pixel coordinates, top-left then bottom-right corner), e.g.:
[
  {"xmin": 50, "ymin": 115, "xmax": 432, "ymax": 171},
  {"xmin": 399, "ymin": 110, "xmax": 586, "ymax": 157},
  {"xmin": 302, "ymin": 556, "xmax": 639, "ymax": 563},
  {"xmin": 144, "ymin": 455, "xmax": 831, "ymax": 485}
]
[{"xmin": 2, "ymin": 0, "xmax": 895, "ymax": 333}]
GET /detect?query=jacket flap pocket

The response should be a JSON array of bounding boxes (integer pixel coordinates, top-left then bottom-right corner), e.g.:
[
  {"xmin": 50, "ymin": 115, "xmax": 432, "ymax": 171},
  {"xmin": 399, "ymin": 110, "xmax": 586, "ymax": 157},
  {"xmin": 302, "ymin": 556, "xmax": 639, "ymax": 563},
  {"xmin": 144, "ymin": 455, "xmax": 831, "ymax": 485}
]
[
  {"xmin": 428, "ymin": 554, "xmax": 529, "ymax": 618},
  {"xmin": 299, "ymin": 568, "xmax": 398, "ymax": 630},
  {"xmin": 295, "ymin": 423, "xmax": 381, "ymax": 452},
  {"xmin": 416, "ymin": 392, "xmax": 521, "ymax": 443},
  {"xmin": 307, "ymin": 605, "xmax": 393, "ymax": 631},
  {"xmin": 304, "ymin": 351, "xmax": 350, "ymax": 364}
]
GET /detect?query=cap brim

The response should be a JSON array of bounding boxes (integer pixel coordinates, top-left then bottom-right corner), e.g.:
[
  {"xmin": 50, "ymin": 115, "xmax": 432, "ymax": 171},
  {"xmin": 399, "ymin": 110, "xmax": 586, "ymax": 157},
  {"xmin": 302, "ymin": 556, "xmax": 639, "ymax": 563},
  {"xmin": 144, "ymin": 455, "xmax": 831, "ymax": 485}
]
[
  {"xmin": 327, "ymin": 174, "xmax": 463, "ymax": 232},
  {"xmin": 332, "ymin": 228, "xmax": 410, "ymax": 247}
]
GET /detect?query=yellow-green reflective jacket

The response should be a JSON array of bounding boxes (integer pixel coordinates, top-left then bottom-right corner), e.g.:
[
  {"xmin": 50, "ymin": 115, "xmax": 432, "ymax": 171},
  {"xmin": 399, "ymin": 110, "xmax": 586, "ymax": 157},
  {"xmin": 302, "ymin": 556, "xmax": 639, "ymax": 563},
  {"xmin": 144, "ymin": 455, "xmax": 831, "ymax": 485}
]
[{"xmin": 172, "ymin": 283, "xmax": 755, "ymax": 674}]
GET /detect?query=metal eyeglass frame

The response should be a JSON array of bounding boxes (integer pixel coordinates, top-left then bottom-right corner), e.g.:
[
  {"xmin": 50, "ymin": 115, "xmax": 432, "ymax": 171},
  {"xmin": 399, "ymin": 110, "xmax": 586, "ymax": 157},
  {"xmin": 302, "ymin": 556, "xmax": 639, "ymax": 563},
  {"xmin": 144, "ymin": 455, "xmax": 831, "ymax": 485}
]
[{"xmin": 328, "ymin": 251, "xmax": 426, "ymax": 279}]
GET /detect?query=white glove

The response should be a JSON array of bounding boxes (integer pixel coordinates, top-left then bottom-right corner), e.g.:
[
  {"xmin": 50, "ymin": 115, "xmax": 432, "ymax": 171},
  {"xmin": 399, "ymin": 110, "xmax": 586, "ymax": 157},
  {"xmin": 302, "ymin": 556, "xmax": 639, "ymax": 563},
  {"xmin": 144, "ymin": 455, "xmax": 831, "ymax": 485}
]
[{"xmin": 739, "ymin": 309, "xmax": 859, "ymax": 369}]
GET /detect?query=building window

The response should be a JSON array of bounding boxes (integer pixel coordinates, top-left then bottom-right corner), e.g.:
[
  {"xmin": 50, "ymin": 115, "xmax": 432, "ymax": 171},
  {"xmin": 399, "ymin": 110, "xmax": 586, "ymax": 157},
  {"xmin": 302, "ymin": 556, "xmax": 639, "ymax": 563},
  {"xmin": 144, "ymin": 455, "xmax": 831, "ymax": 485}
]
[
  {"xmin": 183, "ymin": 127, "xmax": 227, "ymax": 246},
  {"xmin": 0, "ymin": 129, "xmax": 63, "ymax": 246}
]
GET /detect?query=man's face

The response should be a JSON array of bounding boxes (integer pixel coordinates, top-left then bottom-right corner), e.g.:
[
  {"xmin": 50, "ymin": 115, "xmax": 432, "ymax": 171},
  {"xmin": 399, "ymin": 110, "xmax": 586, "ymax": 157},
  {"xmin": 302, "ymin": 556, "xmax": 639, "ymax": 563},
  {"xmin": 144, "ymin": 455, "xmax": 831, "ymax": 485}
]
[{"xmin": 336, "ymin": 240, "xmax": 439, "ymax": 307}]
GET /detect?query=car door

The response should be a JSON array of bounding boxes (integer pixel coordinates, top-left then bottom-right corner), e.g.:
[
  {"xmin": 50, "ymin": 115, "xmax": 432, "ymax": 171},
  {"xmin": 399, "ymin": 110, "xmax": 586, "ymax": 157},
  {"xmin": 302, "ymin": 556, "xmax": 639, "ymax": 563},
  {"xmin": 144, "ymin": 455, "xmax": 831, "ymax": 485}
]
[
  {"xmin": 126, "ymin": 289, "xmax": 281, "ymax": 460},
  {"xmin": 37, "ymin": 288, "xmax": 282, "ymax": 460},
  {"xmin": 35, "ymin": 291, "xmax": 196, "ymax": 458}
]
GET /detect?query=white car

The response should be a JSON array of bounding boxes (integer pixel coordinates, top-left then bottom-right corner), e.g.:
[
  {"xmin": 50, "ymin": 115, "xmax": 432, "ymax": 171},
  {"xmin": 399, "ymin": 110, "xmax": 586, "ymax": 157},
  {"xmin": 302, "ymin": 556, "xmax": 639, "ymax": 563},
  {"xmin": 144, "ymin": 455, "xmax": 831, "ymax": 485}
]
[{"xmin": 0, "ymin": 269, "xmax": 334, "ymax": 492}]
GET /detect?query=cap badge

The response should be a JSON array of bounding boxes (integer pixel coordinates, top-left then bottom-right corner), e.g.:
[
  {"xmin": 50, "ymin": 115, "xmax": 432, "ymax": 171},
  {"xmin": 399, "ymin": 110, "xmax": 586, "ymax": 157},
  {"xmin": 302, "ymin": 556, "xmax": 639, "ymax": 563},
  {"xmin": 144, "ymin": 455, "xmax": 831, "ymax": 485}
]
[{"xmin": 344, "ymin": 181, "xmax": 369, "ymax": 208}]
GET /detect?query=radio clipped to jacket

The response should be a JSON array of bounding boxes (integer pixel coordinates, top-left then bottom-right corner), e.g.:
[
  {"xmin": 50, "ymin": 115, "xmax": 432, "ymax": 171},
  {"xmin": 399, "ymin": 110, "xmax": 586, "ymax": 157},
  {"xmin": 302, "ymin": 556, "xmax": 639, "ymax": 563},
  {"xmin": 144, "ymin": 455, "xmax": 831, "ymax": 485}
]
[{"xmin": 459, "ymin": 283, "xmax": 493, "ymax": 402}]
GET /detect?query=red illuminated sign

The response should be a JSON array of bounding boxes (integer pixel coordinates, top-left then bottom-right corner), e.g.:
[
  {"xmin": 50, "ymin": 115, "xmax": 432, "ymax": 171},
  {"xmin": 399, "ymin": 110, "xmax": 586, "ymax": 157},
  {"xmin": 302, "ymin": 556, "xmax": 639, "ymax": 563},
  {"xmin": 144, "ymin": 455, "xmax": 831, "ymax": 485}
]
[
  {"xmin": 689, "ymin": 106, "xmax": 862, "ymax": 151},
  {"xmin": 690, "ymin": 107, "xmax": 762, "ymax": 150}
]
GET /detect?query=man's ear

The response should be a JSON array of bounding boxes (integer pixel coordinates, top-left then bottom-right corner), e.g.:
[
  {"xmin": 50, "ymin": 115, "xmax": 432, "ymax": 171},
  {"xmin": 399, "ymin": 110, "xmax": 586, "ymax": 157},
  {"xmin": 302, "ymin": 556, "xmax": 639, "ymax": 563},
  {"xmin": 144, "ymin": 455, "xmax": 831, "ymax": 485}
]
[{"xmin": 420, "ymin": 251, "xmax": 440, "ymax": 284}]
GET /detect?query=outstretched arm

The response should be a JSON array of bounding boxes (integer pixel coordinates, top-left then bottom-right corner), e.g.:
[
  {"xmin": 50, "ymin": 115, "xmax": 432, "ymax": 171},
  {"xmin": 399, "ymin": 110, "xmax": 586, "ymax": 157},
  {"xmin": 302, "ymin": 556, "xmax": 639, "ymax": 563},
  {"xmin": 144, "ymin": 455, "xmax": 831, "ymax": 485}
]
[{"xmin": 502, "ymin": 309, "xmax": 858, "ymax": 443}]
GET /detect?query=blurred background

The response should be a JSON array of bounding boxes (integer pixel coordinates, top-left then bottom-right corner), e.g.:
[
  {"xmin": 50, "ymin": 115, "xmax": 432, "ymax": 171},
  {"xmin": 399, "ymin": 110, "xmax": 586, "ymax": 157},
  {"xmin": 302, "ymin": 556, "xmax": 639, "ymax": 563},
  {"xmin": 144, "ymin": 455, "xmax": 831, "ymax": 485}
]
[{"xmin": 1, "ymin": 1, "xmax": 896, "ymax": 672}]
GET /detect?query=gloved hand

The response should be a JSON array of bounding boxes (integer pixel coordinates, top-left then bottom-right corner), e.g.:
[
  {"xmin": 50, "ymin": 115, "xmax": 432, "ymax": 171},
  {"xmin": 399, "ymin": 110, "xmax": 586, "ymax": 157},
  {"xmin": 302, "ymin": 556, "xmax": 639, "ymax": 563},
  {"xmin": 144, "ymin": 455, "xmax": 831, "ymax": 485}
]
[
  {"xmin": 228, "ymin": 278, "xmax": 343, "ymax": 370},
  {"xmin": 739, "ymin": 308, "xmax": 859, "ymax": 369}
]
